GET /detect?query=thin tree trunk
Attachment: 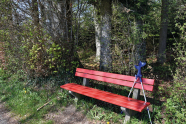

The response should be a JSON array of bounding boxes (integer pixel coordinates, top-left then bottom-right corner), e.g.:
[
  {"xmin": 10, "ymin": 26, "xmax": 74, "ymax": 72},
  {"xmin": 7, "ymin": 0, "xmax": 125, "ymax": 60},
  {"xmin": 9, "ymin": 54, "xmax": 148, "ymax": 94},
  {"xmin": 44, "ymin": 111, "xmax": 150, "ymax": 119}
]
[
  {"xmin": 32, "ymin": 0, "xmax": 39, "ymax": 26},
  {"xmin": 134, "ymin": 18, "xmax": 146, "ymax": 65},
  {"xmin": 65, "ymin": 0, "xmax": 83, "ymax": 69},
  {"xmin": 93, "ymin": 5, "xmax": 101, "ymax": 62},
  {"xmin": 157, "ymin": 0, "xmax": 169, "ymax": 64},
  {"xmin": 38, "ymin": 0, "xmax": 46, "ymax": 27},
  {"xmin": 66, "ymin": 0, "xmax": 73, "ymax": 43}
]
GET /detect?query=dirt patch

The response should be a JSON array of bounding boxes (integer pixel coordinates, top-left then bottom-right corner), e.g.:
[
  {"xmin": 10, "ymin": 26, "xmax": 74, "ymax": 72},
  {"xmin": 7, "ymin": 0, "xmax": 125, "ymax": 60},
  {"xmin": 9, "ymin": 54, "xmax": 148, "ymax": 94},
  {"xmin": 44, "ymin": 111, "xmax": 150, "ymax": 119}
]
[
  {"xmin": 45, "ymin": 104, "xmax": 106, "ymax": 124},
  {"xmin": 0, "ymin": 102, "xmax": 19, "ymax": 124},
  {"xmin": 0, "ymin": 102, "xmax": 107, "ymax": 124}
]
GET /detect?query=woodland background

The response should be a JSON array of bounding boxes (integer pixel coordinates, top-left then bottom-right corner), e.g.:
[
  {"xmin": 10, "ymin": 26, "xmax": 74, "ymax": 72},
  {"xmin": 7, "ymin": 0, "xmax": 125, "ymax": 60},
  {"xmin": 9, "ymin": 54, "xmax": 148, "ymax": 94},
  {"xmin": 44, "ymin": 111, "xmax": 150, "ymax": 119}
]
[{"xmin": 0, "ymin": 0, "xmax": 186, "ymax": 123}]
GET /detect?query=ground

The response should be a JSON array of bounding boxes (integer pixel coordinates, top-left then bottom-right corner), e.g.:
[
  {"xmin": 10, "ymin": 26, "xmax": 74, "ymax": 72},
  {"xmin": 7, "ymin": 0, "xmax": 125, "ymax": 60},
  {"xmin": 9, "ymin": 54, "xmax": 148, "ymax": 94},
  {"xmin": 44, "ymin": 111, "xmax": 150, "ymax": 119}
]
[
  {"xmin": 0, "ymin": 101, "xmax": 107, "ymax": 124},
  {"xmin": 0, "ymin": 102, "xmax": 19, "ymax": 124},
  {"xmin": 45, "ymin": 104, "xmax": 106, "ymax": 124}
]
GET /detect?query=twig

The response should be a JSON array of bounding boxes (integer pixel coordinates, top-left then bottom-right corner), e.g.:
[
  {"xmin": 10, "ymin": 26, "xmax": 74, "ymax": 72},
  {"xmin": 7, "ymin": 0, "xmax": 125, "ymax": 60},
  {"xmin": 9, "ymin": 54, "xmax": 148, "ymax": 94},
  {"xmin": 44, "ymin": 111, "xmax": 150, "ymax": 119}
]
[{"xmin": 37, "ymin": 100, "xmax": 52, "ymax": 111}]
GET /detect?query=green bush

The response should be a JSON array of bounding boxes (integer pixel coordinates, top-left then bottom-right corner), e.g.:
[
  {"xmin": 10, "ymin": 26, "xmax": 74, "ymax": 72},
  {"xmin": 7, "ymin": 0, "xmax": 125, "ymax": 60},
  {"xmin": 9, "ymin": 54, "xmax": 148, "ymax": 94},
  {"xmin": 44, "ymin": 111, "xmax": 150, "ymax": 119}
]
[{"xmin": 163, "ymin": 4, "xmax": 186, "ymax": 123}]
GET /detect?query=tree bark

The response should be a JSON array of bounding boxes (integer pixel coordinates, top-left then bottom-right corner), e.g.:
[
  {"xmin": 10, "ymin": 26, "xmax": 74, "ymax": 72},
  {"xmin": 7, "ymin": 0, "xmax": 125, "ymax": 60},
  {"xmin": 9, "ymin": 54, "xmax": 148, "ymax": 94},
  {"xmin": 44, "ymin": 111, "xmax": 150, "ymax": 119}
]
[
  {"xmin": 93, "ymin": 0, "xmax": 112, "ymax": 72},
  {"xmin": 157, "ymin": 0, "xmax": 169, "ymax": 64},
  {"xmin": 38, "ymin": 0, "xmax": 45, "ymax": 26},
  {"xmin": 93, "ymin": 5, "xmax": 101, "ymax": 62},
  {"xmin": 64, "ymin": 0, "xmax": 83, "ymax": 69},
  {"xmin": 32, "ymin": 0, "xmax": 39, "ymax": 26}
]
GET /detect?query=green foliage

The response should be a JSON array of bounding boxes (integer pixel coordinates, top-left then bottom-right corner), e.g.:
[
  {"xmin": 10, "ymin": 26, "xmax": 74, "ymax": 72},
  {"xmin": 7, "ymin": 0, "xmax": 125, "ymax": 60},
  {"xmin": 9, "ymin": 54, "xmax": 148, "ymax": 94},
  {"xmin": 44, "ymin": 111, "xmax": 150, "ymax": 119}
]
[
  {"xmin": 162, "ymin": 4, "xmax": 186, "ymax": 123},
  {"xmin": 164, "ymin": 88, "xmax": 186, "ymax": 123},
  {"xmin": 1, "ymin": 20, "xmax": 81, "ymax": 78},
  {"xmin": 111, "ymin": 1, "xmax": 161, "ymax": 75},
  {"xmin": 87, "ymin": 105, "xmax": 105, "ymax": 120}
]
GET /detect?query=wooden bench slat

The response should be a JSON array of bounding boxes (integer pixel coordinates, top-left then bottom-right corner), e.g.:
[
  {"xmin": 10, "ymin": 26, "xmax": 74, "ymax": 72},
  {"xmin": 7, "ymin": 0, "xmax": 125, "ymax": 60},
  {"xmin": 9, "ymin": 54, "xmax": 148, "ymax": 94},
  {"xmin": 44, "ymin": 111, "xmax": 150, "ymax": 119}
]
[
  {"xmin": 76, "ymin": 68, "xmax": 154, "ymax": 85},
  {"xmin": 61, "ymin": 83, "xmax": 150, "ymax": 112},
  {"xmin": 75, "ymin": 72, "xmax": 154, "ymax": 91}
]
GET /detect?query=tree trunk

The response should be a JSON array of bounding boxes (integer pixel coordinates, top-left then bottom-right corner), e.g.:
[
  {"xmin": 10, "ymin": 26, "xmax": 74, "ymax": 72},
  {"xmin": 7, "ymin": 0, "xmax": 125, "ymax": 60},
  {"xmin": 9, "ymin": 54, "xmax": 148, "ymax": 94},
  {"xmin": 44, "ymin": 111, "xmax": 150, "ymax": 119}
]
[
  {"xmin": 32, "ymin": 0, "xmax": 39, "ymax": 26},
  {"xmin": 64, "ymin": 0, "xmax": 83, "ymax": 69},
  {"xmin": 93, "ymin": 5, "xmax": 101, "ymax": 62},
  {"xmin": 95, "ymin": 0, "xmax": 112, "ymax": 72},
  {"xmin": 38, "ymin": 0, "xmax": 46, "ymax": 26},
  {"xmin": 157, "ymin": 0, "xmax": 169, "ymax": 64},
  {"xmin": 41, "ymin": 0, "xmax": 83, "ymax": 70}
]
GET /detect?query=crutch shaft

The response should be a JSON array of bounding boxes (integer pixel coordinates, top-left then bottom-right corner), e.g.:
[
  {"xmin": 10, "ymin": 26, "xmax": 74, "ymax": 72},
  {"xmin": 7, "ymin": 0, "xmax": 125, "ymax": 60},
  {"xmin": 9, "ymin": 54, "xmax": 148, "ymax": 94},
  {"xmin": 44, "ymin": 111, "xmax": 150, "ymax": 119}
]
[{"xmin": 128, "ymin": 79, "xmax": 137, "ymax": 98}]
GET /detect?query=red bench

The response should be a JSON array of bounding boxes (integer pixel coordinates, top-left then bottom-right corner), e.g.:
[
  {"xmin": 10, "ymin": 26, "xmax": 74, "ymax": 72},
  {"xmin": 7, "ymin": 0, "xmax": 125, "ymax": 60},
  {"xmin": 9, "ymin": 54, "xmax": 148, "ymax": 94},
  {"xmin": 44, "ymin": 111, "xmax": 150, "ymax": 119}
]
[{"xmin": 60, "ymin": 68, "xmax": 154, "ymax": 122}]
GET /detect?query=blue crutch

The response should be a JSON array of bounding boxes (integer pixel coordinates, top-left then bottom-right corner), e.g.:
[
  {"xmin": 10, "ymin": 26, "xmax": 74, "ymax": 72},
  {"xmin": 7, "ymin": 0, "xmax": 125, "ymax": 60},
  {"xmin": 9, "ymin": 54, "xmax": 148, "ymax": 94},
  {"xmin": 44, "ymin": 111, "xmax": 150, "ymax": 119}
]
[{"xmin": 128, "ymin": 61, "xmax": 152, "ymax": 124}]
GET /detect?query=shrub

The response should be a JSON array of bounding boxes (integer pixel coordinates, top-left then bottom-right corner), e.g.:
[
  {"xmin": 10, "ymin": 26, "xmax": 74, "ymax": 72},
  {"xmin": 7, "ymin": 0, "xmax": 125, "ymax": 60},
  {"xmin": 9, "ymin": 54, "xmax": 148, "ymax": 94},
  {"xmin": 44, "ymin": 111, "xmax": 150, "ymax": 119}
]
[{"xmin": 163, "ymin": 4, "xmax": 186, "ymax": 123}]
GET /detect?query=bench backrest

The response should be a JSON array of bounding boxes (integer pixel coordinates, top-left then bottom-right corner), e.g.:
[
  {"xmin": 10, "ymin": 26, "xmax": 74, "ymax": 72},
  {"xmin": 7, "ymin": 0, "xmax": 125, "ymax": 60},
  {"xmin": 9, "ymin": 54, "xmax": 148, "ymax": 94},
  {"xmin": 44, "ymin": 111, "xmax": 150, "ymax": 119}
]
[{"xmin": 75, "ymin": 68, "xmax": 154, "ymax": 92}]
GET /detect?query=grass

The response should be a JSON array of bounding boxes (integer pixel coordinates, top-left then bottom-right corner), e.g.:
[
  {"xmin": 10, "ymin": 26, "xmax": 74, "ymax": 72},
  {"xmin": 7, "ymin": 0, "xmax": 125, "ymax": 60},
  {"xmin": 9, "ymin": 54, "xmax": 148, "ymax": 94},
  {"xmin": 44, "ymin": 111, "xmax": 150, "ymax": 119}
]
[{"xmin": 0, "ymin": 68, "xmax": 74, "ymax": 124}]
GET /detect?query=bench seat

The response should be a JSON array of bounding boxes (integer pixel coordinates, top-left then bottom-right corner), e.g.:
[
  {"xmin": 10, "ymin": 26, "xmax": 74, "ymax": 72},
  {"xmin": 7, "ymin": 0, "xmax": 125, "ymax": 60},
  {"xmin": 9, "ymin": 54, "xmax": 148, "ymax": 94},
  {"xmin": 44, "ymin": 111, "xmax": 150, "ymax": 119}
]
[{"xmin": 61, "ymin": 83, "xmax": 150, "ymax": 112}]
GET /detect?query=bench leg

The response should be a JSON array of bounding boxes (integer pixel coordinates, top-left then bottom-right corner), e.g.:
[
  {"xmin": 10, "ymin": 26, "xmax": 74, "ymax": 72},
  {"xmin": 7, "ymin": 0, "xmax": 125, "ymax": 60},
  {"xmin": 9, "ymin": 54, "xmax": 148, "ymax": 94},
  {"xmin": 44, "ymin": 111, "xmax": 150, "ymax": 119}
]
[
  {"xmin": 83, "ymin": 78, "xmax": 89, "ymax": 86},
  {"xmin": 69, "ymin": 91, "xmax": 81, "ymax": 99},
  {"xmin": 69, "ymin": 78, "xmax": 89, "ymax": 99},
  {"xmin": 121, "ymin": 89, "xmax": 140, "ymax": 124},
  {"xmin": 121, "ymin": 107, "xmax": 137, "ymax": 124}
]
